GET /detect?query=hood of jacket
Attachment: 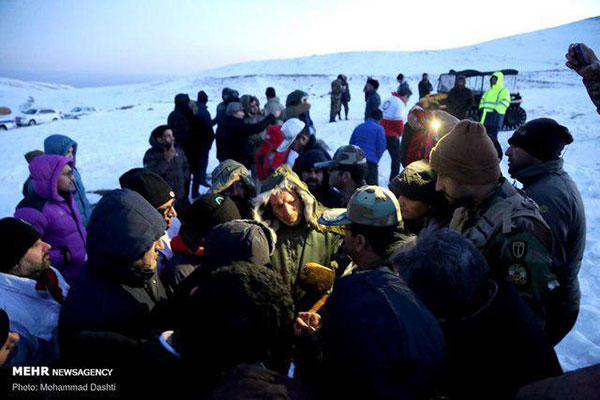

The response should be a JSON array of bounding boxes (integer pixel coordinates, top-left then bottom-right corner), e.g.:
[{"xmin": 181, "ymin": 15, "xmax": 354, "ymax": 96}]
[
  {"xmin": 209, "ymin": 159, "xmax": 256, "ymax": 196},
  {"xmin": 286, "ymin": 90, "xmax": 308, "ymax": 107},
  {"xmin": 203, "ymin": 219, "xmax": 277, "ymax": 268},
  {"xmin": 491, "ymin": 71, "xmax": 504, "ymax": 88},
  {"xmin": 29, "ymin": 155, "xmax": 73, "ymax": 202},
  {"xmin": 252, "ymin": 164, "xmax": 329, "ymax": 232},
  {"xmin": 86, "ymin": 189, "xmax": 166, "ymax": 281},
  {"xmin": 44, "ymin": 134, "xmax": 78, "ymax": 165}
]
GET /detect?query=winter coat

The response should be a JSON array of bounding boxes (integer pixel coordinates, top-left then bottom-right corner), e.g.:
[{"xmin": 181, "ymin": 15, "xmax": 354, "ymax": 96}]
[
  {"xmin": 364, "ymin": 90, "xmax": 381, "ymax": 121},
  {"xmin": 255, "ymin": 125, "xmax": 290, "ymax": 181},
  {"xmin": 263, "ymin": 96, "xmax": 285, "ymax": 116},
  {"xmin": 219, "ymin": 114, "xmax": 276, "ymax": 169},
  {"xmin": 583, "ymin": 78, "xmax": 600, "ymax": 115},
  {"xmin": 194, "ymin": 103, "xmax": 215, "ymax": 147},
  {"xmin": 252, "ymin": 166, "xmax": 343, "ymax": 310},
  {"xmin": 479, "ymin": 71, "xmax": 511, "ymax": 122},
  {"xmin": 167, "ymin": 93, "xmax": 194, "ymax": 150},
  {"xmin": 516, "ymin": 362, "xmax": 600, "ymax": 400},
  {"xmin": 514, "ymin": 159, "xmax": 586, "ymax": 339},
  {"xmin": 350, "ymin": 118, "xmax": 386, "ymax": 163},
  {"xmin": 341, "ymin": 81, "xmax": 351, "ymax": 103},
  {"xmin": 380, "ymin": 93, "xmax": 407, "ymax": 137},
  {"xmin": 418, "ymin": 79, "xmax": 433, "ymax": 99},
  {"xmin": 15, "ymin": 156, "xmax": 87, "ymax": 283},
  {"xmin": 58, "ymin": 189, "xmax": 169, "ymax": 360},
  {"xmin": 447, "ymin": 86, "xmax": 474, "ymax": 120},
  {"xmin": 438, "ymin": 279, "xmax": 562, "ymax": 399},
  {"xmin": 331, "ymin": 79, "xmax": 343, "ymax": 101},
  {"xmin": 143, "ymin": 134, "xmax": 190, "ymax": 202},
  {"xmin": 0, "ymin": 267, "xmax": 69, "ymax": 366},
  {"xmin": 41, "ymin": 135, "xmax": 92, "ymax": 227},
  {"xmin": 319, "ymin": 265, "xmax": 445, "ymax": 400},
  {"xmin": 449, "ymin": 178, "xmax": 557, "ymax": 321}
]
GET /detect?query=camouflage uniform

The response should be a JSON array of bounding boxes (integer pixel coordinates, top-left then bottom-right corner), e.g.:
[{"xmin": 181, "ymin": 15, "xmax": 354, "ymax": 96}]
[
  {"xmin": 252, "ymin": 165, "xmax": 344, "ymax": 310},
  {"xmin": 330, "ymin": 79, "xmax": 343, "ymax": 122},
  {"xmin": 449, "ymin": 178, "xmax": 559, "ymax": 321},
  {"xmin": 583, "ymin": 78, "xmax": 600, "ymax": 114}
]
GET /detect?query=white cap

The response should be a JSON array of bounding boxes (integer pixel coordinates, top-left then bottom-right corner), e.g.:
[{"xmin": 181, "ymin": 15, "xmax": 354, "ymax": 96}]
[{"xmin": 276, "ymin": 118, "xmax": 306, "ymax": 153}]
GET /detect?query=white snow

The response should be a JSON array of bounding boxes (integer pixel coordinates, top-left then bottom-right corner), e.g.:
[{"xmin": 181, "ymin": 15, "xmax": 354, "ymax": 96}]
[{"xmin": 1, "ymin": 16, "xmax": 599, "ymax": 372}]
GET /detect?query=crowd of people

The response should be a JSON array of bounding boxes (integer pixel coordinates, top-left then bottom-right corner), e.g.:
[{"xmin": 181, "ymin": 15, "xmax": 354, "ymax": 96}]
[{"xmin": 0, "ymin": 43, "xmax": 599, "ymax": 399}]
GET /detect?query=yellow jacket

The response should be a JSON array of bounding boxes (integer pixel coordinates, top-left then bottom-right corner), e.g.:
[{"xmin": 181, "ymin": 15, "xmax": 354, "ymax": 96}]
[{"xmin": 479, "ymin": 71, "xmax": 511, "ymax": 123}]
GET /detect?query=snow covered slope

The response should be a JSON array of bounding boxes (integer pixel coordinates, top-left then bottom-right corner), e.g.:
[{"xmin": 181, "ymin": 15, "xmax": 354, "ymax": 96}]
[{"xmin": 0, "ymin": 17, "xmax": 599, "ymax": 372}]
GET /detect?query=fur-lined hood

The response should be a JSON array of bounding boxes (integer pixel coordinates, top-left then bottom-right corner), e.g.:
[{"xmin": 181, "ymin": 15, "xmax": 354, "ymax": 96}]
[{"xmin": 251, "ymin": 165, "xmax": 330, "ymax": 233}]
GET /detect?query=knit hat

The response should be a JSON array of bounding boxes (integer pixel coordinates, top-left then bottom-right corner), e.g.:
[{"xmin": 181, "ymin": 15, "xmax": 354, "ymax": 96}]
[
  {"xmin": 293, "ymin": 149, "xmax": 330, "ymax": 175},
  {"xmin": 507, "ymin": 118, "xmax": 573, "ymax": 161},
  {"xmin": 388, "ymin": 160, "xmax": 440, "ymax": 205},
  {"xmin": 0, "ymin": 309, "xmax": 8, "ymax": 348},
  {"xmin": 226, "ymin": 102, "xmax": 244, "ymax": 116},
  {"xmin": 319, "ymin": 186, "xmax": 401, "ymax": 227},
  {"xmin": 366, "ymin": 78, "xmax": 379, "ymax": 90},
  {"xmin": 181, "ymin": 194, "xmax": 241, "ymax": 249},
  {"xmin": 197, "ymin": 90, "xmax": 208, "ymax": 105},
  {"xmin": 0, "ymin": 217, "xmax": 41, "ymax": 273},
  {"xmin": 119, "ymin": 168, "xmax": 175, "ymax": 208},
  {"xmin": 276, "ymin": 118, "xmax": 306, "ymax": 152},
  {"xmin": 430, "ymin": 120, "xmax": 501, "ymax": 184}
]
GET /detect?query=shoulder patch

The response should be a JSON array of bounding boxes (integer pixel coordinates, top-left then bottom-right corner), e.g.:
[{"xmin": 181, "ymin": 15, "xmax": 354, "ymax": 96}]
[
  {"xmin": 508, "ymin": 264, "xmax": 528, "ymax": 286},
  {"xmin": 511, "ymin": 240, "xmax": 527, "ymax": 259}
]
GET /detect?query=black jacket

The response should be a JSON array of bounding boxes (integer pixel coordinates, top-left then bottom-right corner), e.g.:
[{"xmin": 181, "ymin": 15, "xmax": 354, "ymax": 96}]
[
  {"xmin": 143, "ymin": 134, "xmax": 190, "ymax": 202},
  {"xmin": 220, "ymin": 114, "xmax": 276, "ymax": 168},
  {"xmin": 167, "ymin": 94, "xmax": 194, "ymax": 150},
  {"xmin": 447, "ymin": 86, "xmax": 474, "ymax": 120},
  {"xmin": 194, "ymin": 103, "xmax": 215, "ymax": 148},
  {"xmin": 439, "ymin": 279, "xmax": 563, "ymax": 399},
  {"xmin": 418, "ymin": 80, "xmax": 433, "ymax": 99},
  {"xmin": 364, "ymin": 90, "xmax": 381, "ymax": 121}
]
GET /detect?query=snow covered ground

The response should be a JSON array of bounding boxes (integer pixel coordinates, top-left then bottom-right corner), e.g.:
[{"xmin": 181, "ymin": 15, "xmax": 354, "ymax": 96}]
[{"xmin": 1, "ymin": 17, "xmax": 599, "ymax": 372}]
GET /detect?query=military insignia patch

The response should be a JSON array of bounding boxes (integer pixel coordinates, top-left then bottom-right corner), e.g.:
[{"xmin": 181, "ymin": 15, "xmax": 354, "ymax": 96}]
[
  {"xmin": 215, "ymin": 196, "xmax": 224, "ymax": 205},
  {"xmin": 508, "ymin": 264, "xmax": 528, "ymax": 286},
  {"xmin": 511, "ymin": 241, "xmax": 527, "ymax": 259}
]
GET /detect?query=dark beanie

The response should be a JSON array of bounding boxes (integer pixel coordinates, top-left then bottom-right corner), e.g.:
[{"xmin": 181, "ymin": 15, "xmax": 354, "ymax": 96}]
[
  {"xmin": 0, "ymin": 217, "xmax": 41, "ymax": 273},
  {"xmin": 508, "ymin": 118, "xmax": 573, "ymax": 161},
  {"xmin": 181, "ymin": 194, "xmax": 241, "ymax": 248},
  {"xmin": 430, "ymin": 120, "xmax": 501, "ymax": 184},
  {"xmin": 389, "ymin": 160, "xmax": 441, "ymax": 205},
  {"xmin": 293, "ymin": 149, "xmax": 330, "ymax": 175},
  {"xmin": 265, "ymin": 87, "xmax": 276, "ymax": 98},
  {"xmin": 0, "ymin": 309, "xmax": 8, "ymax": 347},
  {"xmin": 119, "ymin": 168, "xmax": 175, "ymax": 208},
  {"xmin": 367, "ymin": 78, "xmax": 379, "ymax": 90},
  {"xmin": 197, "ymin": 91, "xmax": 208, "ymax": 105}
]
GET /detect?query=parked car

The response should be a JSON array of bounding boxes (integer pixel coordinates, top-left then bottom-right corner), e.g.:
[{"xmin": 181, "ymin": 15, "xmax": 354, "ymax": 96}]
[
  {"xmin": 64, "ymin": 106, "xmax": 98, "ymax": 119},
  {"xmin": 0, "ymin": 107, "xmax": 16, "ymax": 131},
  {"xmin": 16, "ymin": 108, "xmax": 62, "ymax": 126}
]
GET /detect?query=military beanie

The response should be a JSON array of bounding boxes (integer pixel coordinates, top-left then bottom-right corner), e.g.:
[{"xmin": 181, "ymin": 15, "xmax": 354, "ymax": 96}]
[
  {"xmin": 0, "ymin": 217, "xmax": 41, "ymax": 273},
  {"xmin": 430, "ymin": 120, "xmax": 500, "ymax": 184},
  {"xmin": 507, "ymin": 118, "xmax": 573, "ymax": 161}
]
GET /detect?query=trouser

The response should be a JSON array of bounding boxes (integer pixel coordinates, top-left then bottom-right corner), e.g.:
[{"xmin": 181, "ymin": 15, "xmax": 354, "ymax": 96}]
[
  {"xmin": 330, "ymin": 98, "xmax": 342, "ymax": 122},
  {"xmin": 190, "ymin": 144, "xmax": 211, "ymax": 197},
  {"xmin": 386, "ymin": 136, "xmax": 401, "ymax": 182},
  {"xmin": 483, "ymin": 111, "xmax": 504, "ymax": 160},
  {"xmin": 366, "ymin": 161, "xmax": 378, "ymax": 186},
  {"xmin": 339, "ymin": 101, "xmax": 349, "ymax": 119}
]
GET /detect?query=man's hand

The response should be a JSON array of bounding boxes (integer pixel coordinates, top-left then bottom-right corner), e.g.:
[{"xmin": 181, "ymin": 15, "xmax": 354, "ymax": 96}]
[
  {"xmin": 566, "ymin": 43, "xmax": 600, "ymax": 81},
  {"xmin": 164, "ymin": 145, "xmax": 176, "ymax": 162},
  {"xmin": 294, "ymin": 312, "xmax": 321, "ymax": 337}
]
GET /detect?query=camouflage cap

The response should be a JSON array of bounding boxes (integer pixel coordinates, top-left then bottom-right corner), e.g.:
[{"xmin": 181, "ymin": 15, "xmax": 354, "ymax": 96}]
[
  {"xmin": 314, "ymin": 145, "xmax": 367, "ymax": 169},
  {"xmin": 209, "ymin": 159, "xmax": 256, "ymax": 195},
  {"xmin": 318, "ymin": 186, "xmax": 401, "ymax": 227}
]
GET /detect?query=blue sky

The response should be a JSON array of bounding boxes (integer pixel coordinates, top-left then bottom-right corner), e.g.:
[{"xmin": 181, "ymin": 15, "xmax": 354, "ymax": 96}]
[{"xmin": 1, "ymin": 0, "xmax": 599, "ymax": 86}]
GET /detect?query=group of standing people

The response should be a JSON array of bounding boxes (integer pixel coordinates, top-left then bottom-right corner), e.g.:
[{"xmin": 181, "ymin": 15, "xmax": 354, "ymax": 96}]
[{"xmin": 0, "ymin": 42, "xmax": 599, "ymax": 400}]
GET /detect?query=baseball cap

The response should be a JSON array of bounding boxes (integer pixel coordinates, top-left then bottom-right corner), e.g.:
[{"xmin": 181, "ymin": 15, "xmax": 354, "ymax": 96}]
[
  {"xmin": 318, "ymin": 186, "xmax": 401, "ymax": 227},
  {"xmin": 276, "ymin": 118, "xmax": 306, "ymax": 152},
  {"xmin": 314, "ymin": 145, "xmax": 367, "ymax": 169}
]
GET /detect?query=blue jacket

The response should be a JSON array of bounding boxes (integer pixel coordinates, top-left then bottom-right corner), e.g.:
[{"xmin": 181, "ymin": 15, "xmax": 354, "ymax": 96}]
[
  {"xmin": 43, "ymin": 134, "xmax": 93, "ymax": 227},
  {"xmin": 350, "ymin": 118, "xmax": 386, "ymax": 163}
]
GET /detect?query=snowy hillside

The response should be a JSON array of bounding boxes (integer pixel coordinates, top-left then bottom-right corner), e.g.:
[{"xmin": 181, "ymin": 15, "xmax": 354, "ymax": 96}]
[{"xmin": 0, "ymin": 17, "xmax": 599, "ymax": 372}]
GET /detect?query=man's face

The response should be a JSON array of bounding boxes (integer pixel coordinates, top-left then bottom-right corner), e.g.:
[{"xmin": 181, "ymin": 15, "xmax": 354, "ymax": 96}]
[
  {"xmin": 435, "ymin": 174, "xmax": 470, "ymax": 205},
  {"xmin": 157, "ymin": 199, "xmax": 177, "ymax": 230},
  {"xmin": 225, "ymin": 179, "xmax": 249, "ymax": 202},
  {"xmin": 457, "ymin": 78, "xmax": 465, "ymax": 88},
  {"xmin": 159, "ymin": 129, "xmax": 175, "ymax": 147},
  {"xmin": 301, "ymin": 168, "xmax": 324, "ymax": 193},
  {"xmin": 0, "ymin": 331, "xmax": 19, "ymax": 367},
  {"xmin": 398, "ymin": 195, "xmax": 431, "ymax": 221},
  {"xmin": 490, "ymin": 76, "xmax": 498, "ymax": 86},
  {"xmin": 57, "ymin": 164, "xmax": 74, "ymax": 194},
  {"xmin": 65, "ymin": 146, "xmax": 74, "ymax": 159},
  {"xmin": 365, "ymin": 83, "xmax": 374, "ymax": 92},
  {"xmin": 249, "ymin": 101, "xmax": 259, "ymax": 116},
  {"xmin": 12, "ymin": 239, "xmax": 51, "ymax": 278},
  {"xmin": 423, "ymin": 74, "xmax": 428, "ymax": 80},
  {"xmin": 269, "ymin": 189, "xmax": 304, "ymax": 227},
  {"xmin": 328, "ymin": 168, "xmax": 347, "ymax": 189},
  {"xmin": 291, "ymin": 135, "xmax": 309, "ymax": 152},
  {"xmin": 505, "ymin": 145, "xmax": 539, "ymax": 176},
  {"xmin": 136, "ymin": 239, "xmax": 164, "ymax": 271}
]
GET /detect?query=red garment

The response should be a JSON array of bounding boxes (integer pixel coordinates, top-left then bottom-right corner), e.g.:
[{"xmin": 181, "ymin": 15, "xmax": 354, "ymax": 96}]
[
  {"xmin": 404, "ymin": 130, "xmax": 438, "ymax": 166},
  {"xmin": 171, "ymin": 234, "xmax": 204, "ymax": 256},
  {"xmin": 35, "ymin": 268, "xmax": 65, "ymax": 304},
  {"xmin": 381, "ymin": 119, "xmax": 404, "ymax": 138},
  {"xmin": 255, "ymin": 125, "xmax": 290, "ymax": 180}
]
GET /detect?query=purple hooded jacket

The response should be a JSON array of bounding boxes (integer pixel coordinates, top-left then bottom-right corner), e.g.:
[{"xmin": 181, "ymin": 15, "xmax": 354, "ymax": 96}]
[{"xmin": 15, "ymin": 155, "xmax": 87, "ymax": 283}]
